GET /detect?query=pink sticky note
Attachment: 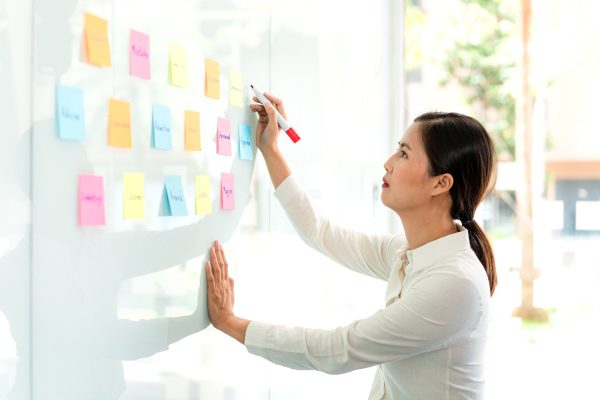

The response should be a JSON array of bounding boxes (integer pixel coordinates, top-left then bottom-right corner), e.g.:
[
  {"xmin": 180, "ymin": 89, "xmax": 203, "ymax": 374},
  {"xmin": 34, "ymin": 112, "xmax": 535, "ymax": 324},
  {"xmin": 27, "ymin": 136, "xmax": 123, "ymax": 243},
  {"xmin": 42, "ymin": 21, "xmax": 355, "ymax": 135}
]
[
  {"xmin": 130, "ymin": 30, "xmax": 150, "ymax": 79},
  {"xmin": 216, "ymin": 117, "xmax": 231, "ymax": 156},
  {"xmin": 78, "ymin": 174, "xmax": 106, "ymax": 226},
  {"xmin": 220, "ymin": 173, "xmax": 235, "ymax": 210}
]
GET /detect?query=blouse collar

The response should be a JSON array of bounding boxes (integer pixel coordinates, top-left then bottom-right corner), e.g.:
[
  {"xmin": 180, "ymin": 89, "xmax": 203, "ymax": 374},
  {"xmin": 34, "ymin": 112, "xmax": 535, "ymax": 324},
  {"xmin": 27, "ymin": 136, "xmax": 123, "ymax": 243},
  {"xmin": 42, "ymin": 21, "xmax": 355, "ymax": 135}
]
[{"xmin": 395, "ymin": 223, "xmax": 470, "ymax": 272}]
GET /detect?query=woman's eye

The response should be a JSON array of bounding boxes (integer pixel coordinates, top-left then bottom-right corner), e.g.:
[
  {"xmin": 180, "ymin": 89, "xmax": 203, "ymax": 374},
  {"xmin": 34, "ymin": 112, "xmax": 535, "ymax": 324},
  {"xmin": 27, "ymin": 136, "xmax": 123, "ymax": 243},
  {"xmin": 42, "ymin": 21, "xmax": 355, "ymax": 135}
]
[{"xmin": 399, "ymin": 150, "xmax": 408, "ymax": 158}]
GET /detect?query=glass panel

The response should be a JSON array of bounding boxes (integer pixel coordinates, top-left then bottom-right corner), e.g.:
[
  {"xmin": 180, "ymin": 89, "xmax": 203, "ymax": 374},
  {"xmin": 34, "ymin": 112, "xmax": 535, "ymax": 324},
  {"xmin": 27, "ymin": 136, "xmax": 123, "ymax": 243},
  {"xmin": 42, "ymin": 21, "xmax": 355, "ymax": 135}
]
[{"xmin": 0, "ymin": 1, "xmax": 32, "ymax": 399}]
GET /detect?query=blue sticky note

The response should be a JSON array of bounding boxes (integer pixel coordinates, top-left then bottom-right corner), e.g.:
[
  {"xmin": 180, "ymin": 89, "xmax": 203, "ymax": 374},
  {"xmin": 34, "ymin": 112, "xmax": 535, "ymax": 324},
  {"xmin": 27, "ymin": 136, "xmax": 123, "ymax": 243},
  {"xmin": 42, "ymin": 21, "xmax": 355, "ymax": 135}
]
[
  {"xmin": 152, "ymin": 104, "xmax": 172, "ymax": 150},
  {"xmin": 164, "ymin": 175, "xmax": 188, "ymax": 216},
  {"xmin": 238, "ymin": 123, "xmax": 253, "ymax": 160},
  {"xmin": 56, "ymin": 85, "xmax": 85, "ymax": 141}
]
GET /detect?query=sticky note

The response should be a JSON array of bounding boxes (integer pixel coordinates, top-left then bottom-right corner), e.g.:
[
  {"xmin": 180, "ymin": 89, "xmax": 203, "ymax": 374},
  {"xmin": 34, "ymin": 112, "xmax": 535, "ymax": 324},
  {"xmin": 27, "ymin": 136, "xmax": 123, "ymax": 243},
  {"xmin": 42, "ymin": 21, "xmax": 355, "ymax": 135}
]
[
  {"xmin": 195, "ymin": 176, "xmax": 212, "ymax": 215},
  {"xmin": 108, "ymin": 98, "xmax": 132, "ymax": 148},
  {"xmin": 152, "ymin": 104, "xmax": 172, "ymax": 150},
  {"xmin": 164, "ymin": 175, "xmax": 188, "ymax": 216},
  {"xmin": 229, "ymin": 69, "xmax": 243, "ymax": 107},
  {"xmin": 169, "ymin": 45, "xmax": 188, "ymax": 87},
  {"xmin": 220, "ymin": 173, "xmax": 235, "ymax": 210},
  {"xmin": 184, "ymin": 110, "xmax": 201, "ymax": 151},
  {"xmin": 205, "ymin": 58, "xmax": 220, "ymax": 99},
  {"xmin": 216, "ymin": 117, "xmax": 231, "ymax": 156},
  {"xmin": 56, "ymin": 85, "xmax": 85, "ymax": 141},
  {"xmin": 83, "ymin": 13, "xmax": 112, "ymax": 67},
  {"xmin": 130, "ymin": 30, "xmax": 150, "ymax": 79},
  {"xmin": 78, "ymin": 174, "xmax": 105, "ymax": 226},
  {"xmin": 238, "ymin": 124, "xmax": 253, "ymax": 160},
  {"xmin": 123, "ymin": 173, "xmax": 145, "ymax": 220}
]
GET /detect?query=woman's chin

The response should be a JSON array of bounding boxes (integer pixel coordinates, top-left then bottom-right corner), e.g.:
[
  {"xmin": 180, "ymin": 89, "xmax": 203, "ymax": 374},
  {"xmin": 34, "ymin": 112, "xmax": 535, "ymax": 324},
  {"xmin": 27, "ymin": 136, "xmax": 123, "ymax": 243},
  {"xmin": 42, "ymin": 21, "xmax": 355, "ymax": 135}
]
[{"xmin": 380, "ymin": 192, "xmax": 393, "ymax": 209}]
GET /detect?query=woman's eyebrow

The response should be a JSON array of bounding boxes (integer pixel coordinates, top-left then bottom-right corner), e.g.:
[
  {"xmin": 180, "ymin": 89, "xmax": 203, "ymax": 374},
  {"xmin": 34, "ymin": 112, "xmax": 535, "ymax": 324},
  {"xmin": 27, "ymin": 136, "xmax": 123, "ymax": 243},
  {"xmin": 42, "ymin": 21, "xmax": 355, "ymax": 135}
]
[{"xmin": 398, "ymin": 142, "xmax": 412, "ymax": 151}]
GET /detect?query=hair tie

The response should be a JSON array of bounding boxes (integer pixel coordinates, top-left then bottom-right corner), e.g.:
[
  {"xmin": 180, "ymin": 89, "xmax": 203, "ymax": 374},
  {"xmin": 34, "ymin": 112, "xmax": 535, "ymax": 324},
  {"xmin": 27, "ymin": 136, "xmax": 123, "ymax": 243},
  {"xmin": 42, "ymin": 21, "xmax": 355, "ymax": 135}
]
[{"xmin": 462, "ymin": 219, "xmax": 474, "ymax": 226}]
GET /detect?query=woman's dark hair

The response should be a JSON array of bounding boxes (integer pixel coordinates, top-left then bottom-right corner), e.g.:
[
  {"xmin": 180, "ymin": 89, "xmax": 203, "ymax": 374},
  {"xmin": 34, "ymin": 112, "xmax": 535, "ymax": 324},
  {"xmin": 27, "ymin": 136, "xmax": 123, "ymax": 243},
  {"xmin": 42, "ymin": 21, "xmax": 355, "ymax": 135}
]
[{"xmin": 414, "ymin": 112, "xmax": 497, "ymax": 296}]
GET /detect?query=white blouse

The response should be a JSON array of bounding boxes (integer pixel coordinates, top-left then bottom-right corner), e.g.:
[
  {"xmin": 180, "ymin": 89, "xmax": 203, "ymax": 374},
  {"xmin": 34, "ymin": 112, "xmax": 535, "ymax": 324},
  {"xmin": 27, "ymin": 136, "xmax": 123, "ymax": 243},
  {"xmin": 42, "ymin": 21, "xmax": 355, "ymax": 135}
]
[{"xmin": 245, "ymin": 175, "xmax": 490, "ymax": 400}]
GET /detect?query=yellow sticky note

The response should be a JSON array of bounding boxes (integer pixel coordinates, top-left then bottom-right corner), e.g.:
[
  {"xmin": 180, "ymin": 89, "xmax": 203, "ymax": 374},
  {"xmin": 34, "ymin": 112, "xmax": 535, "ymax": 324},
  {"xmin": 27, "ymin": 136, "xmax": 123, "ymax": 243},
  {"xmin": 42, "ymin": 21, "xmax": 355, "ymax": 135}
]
[
  {"xmin": 123, "ymin": 173, "xmax": 144, "ymax": 220},
  {"xmin": 205, "ymin": 58, "xmax": 220, "ymax": 99},
  {"xmin": 184, "ymin": 110, "xmax": 201, "ymax": 151},
  {"xmin": 84, "ymin": 13, "xmax": 112, "ymax": 67},
  {"xmin": 169, "ymin": 45, "xmax": 189, "ymax": 87},
  {"xmin": 195, "ymin": 176, "xmax": 212, "ymax": 215},
  {"xmin": 108, "ymin": 98, "xmax": 132, "ymax": 148},
  {"xmin": 229, "ymin": 69, "xmax": 243, "ymax": 107}
]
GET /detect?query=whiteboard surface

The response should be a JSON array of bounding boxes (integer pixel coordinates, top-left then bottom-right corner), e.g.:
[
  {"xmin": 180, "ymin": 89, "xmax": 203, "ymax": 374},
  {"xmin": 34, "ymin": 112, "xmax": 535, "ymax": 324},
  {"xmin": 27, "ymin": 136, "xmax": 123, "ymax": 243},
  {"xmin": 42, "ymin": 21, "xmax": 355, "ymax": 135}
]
[{"xmin": 30, "ymin": 0, "xmax": 269, "ymax": 398}]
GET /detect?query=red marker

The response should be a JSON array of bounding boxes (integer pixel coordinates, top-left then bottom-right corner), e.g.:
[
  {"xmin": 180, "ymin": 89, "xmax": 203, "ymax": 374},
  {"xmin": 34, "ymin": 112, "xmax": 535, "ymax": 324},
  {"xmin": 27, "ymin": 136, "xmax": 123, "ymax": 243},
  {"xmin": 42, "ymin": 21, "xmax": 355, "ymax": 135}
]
[{"xmin": 250, "ymin": 84, "xmax": 300, "ymax": 143}]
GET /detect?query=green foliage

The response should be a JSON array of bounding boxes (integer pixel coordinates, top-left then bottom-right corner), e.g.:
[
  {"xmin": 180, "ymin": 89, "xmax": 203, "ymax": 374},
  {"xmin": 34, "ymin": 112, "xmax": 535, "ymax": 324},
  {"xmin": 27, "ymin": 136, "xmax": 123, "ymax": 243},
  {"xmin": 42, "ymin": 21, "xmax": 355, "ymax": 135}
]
[{"xmin": 439, "ymin": 0, "xmax": 517, "ymax": 159}]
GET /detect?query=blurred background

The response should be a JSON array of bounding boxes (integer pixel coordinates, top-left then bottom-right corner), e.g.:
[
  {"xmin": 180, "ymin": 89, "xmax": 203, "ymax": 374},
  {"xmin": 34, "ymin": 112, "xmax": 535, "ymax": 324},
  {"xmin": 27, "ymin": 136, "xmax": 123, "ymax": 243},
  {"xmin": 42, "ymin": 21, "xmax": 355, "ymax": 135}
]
[{"xmin": 1, "ymin": 0, "xmax": 599, "ymax": 399}]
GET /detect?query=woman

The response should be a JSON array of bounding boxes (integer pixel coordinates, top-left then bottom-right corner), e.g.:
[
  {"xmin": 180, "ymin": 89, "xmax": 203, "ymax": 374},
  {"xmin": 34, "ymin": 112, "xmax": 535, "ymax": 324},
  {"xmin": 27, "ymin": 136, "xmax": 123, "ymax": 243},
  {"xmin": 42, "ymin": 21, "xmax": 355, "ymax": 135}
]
[{"xmin": 205, "ymin": 93, "xmax": 496, "ymax": 399}]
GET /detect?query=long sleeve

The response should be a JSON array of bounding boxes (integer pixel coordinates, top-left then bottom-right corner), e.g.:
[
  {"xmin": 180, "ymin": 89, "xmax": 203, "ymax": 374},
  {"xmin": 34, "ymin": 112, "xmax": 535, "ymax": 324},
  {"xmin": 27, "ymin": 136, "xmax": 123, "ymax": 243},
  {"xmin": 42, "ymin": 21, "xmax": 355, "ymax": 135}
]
[
  {"xmin": 275, "ymin": 175, "xmax": 404, "ymax": 281},
  {"xmin": 245, "ymin": 272, "xmax": 483, "ymax": 375}
]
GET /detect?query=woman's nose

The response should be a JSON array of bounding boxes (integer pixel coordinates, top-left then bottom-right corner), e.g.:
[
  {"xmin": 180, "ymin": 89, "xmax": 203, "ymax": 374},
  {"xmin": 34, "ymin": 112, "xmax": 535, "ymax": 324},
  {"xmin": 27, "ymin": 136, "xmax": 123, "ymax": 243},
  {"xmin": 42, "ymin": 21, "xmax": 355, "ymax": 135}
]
[{"xmin": 383, "ymin": 158, "xmax": 391, "ymax": 173}]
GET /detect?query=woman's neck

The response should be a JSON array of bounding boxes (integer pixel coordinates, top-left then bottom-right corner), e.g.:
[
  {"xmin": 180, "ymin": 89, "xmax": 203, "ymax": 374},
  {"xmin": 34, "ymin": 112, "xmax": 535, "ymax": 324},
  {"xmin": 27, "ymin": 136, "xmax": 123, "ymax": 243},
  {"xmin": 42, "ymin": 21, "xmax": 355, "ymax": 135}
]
[{"xmin": 398, "ymin": 208, "xmax": 457, "ymax": 250}]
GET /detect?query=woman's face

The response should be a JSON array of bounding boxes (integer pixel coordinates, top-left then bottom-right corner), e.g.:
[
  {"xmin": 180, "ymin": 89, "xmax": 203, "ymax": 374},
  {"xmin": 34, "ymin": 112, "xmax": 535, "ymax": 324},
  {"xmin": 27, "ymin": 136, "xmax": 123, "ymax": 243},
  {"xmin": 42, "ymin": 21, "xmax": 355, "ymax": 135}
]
[{"xmin": 381, "ymin": 123, "xmax": 435, "ymax": 214}]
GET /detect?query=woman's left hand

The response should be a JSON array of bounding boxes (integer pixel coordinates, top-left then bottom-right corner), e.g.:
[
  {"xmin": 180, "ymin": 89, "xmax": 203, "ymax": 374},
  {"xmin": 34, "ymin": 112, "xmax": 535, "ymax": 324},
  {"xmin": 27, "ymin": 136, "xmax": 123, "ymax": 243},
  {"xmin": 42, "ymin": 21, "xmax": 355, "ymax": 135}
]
[{"xmin": 206, "ymin": 240, "xmax": 235, "ymax": 331}]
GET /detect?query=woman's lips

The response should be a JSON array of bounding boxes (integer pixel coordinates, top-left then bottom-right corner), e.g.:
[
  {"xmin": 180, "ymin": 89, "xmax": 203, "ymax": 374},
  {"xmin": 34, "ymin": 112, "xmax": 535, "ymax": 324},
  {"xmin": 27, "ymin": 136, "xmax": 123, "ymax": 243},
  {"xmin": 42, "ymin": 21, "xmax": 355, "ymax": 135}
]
[{"xmin": 382, "ymin": 178, "xmax": 389, "ymax": 188}]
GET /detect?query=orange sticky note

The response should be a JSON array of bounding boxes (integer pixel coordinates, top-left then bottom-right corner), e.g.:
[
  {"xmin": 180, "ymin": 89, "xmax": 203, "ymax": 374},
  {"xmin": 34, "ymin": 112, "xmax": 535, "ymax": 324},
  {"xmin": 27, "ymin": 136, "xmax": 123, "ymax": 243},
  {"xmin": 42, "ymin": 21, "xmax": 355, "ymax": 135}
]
[
  {"xmin": 108, "ymin": 98, "xmax": 132, "ymax": 148},
  {"xmin": 205, "ymin": 58, "xmax": 220, "ymax": 99},
  {"xmin": 184, "ymin": 110, "xmax": 201, "ymax": 151},
  {"xmin": 83, "ymin": 13, "xmax": 112, "ymax": 67}
]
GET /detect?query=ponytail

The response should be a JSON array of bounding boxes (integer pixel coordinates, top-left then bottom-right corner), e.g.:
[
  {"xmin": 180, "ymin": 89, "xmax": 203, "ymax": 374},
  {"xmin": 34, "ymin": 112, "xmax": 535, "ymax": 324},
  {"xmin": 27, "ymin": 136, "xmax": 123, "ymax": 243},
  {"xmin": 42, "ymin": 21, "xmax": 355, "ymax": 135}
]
[{"xmin": 462, "ymin": 220, "xmax": 497, "ymax": 296}]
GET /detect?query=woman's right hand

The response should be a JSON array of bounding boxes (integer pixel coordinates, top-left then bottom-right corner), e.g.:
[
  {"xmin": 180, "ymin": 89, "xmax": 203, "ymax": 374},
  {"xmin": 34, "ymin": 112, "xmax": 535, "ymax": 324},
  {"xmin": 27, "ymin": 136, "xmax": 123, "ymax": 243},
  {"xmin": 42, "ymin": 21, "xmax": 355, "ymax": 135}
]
[{"xmin": 250, "ymin": 92, "xmax": 288, "ymax": 156}]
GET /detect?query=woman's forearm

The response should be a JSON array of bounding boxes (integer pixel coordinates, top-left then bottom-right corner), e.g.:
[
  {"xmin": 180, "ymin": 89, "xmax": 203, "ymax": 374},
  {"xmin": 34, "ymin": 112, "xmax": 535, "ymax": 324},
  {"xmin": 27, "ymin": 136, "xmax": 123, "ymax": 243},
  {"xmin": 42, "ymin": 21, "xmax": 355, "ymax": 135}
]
[{"xmin": 262, "ymin": 148, "xmax": 292, "ymax": 189}]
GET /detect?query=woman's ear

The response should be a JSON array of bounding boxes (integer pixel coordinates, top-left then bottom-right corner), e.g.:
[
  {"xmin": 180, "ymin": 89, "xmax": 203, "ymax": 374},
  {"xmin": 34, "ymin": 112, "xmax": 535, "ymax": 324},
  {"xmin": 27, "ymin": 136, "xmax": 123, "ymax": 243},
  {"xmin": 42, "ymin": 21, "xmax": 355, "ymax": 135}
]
[{"xmin": 431, "ymin": 173, "xmax": 454, "ymax": 196}]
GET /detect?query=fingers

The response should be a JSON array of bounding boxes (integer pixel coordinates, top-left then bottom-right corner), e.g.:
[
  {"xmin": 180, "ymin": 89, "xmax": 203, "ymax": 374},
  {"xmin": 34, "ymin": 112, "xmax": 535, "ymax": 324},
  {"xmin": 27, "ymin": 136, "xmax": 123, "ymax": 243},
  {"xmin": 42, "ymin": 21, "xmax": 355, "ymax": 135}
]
[
  {"xmin": 250, "ymin": 94, "xmax": 288, "ymax": 120},
  {"xmin": 209, "ymin": 240, "xmax": 231, "ymax": 283},
  {"xmin": 249, "ymin": 102, "xmax": 269, "ymax": 124},
  {"xmin": 210, "ymin": 245, "xmax": 222, "ymax": 282},
  {"xmin": 249, "ymin": 103, "xmax": 265, "ymax": 113},
  {"xmin": 215, "ymin": 241, "xmax": 229, "ymax": 279},
  {"xmin": 265, "ymin": 104, "xmax": 279, "ymax": 132},
  {"xmin": 263, "ymin": 93, "xmax": 287, "ymax": 119},
  {"xmin": 205, "ymin": 261, "xmax": 213, "ymax": 282},
  {"xmin": 263, "ymin": 92, "xmax": 282, "ymax": 106}
]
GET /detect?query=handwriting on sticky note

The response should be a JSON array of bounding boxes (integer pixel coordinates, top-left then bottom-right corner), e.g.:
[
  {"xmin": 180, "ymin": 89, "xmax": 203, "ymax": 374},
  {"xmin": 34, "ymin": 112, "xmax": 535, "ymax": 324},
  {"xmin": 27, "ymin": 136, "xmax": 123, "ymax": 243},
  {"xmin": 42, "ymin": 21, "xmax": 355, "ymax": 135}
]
[
  {"xmin": 220, "ymin": 173, "xmax": 235, "ymax": 210},
  {"xmin": 123, "ymin": 173, "xmax": 145, "ymax": 220},
  {"xmin": 78, "ymin": 174, "xmax": 106, "ymax": 226},
  {"xmin": 195, "ymin": 175, "xmax": 212, "ymax": 215},
  {"xmin": 130, "ymin": 30, "xmax": 150, "ymax": 79},
  {"xmin": 169, "ymin": 45, "xmax": 188, "ymax": 87},
  {"xmin": 184, "ymin": 110, "xmax": 201, "ymax": 151},
  {"xmin": 238, "ymin": 124, "xmax": 253, "ymax": 160},
  {"xmin": 108, "ymin": 98, "xmax": 132, "ymax": 148},
  {"xmin": 56, "ymin": 85, "xmax": 86, "ymax": 141},
  {"xmin": 205, "ymin": 58, "xmax": 220, "ymax": 99},
  {"xmin": 216, "ymin": 117, "xmax": 231, "ymax": 156},
  {"xmin": 229, "ymin": 69, "xmax": 243, "ymax": 107},
  {"xmin": 152, "ymin": 104, "xmax": 172, "ymax": 150},
  {"xmin": 84, "ymin": 13, "xmax": 112, "ymax": 67},
  {"xmin": 164, "ymin": 175, "xmax": 188, "ymax": 216}
]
